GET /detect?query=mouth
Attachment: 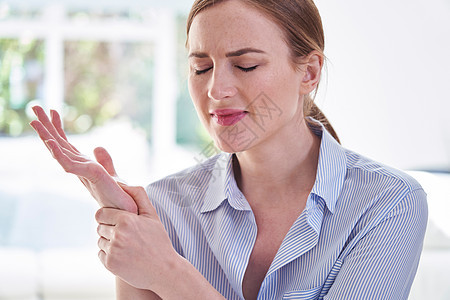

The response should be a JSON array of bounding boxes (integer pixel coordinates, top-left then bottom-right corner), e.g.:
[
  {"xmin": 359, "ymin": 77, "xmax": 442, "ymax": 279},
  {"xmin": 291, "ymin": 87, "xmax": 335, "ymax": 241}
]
[{"xmin": 210, "ymin": 109, "xmax": 248, "ymax": 126}]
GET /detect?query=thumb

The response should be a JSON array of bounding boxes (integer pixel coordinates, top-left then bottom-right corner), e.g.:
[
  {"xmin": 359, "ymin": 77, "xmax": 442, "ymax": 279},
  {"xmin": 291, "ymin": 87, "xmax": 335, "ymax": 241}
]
[
  {"xmin": 119, "ymin": 184, "xmax": 157, "ymax": 217},
  {"xmin": 94, "ymin": 147, "xmax": 117, "ymax": 177}
]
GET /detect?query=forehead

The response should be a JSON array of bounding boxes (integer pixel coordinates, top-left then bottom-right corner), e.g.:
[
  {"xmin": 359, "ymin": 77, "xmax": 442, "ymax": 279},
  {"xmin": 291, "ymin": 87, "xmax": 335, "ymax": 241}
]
[{"xmin": 188, "ymin": 0, "xmax": 287, "ymax": 55}]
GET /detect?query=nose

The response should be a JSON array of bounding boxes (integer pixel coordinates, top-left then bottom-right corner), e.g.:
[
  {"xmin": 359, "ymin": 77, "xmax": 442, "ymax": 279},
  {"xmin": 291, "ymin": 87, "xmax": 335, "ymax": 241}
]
[{"xmin": 207, "ymin": 67, "xmax": 237, "ymax": 101}]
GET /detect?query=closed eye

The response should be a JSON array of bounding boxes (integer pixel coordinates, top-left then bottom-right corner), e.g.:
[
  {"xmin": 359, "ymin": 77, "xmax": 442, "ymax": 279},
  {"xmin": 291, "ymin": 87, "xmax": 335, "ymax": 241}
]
[
  {"xmin": 194, "ymin": 67, "xmax": 212, "ymax": 75},
  {"xmin": 194, "ymin": 65, "xmax": 258, "ymax": 75},
  {"xmin": 237, "ymin": 65, "xmax": 258, "ymax": 72}
]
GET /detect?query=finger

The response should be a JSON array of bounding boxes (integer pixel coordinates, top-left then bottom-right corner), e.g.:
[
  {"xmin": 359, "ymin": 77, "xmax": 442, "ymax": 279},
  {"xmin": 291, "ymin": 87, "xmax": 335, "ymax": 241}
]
[
  {"xmin": 31, "ymin": 125, "xmax": 91, "ymax": 186},
  {"xmin": 50, "ymin": 109, "xmax": 68, "ymax": 140},
  {"xmin": 32, "ymin": 106, "xmax": 61, "ymax": 140},
  {"xmin": 98, "ymin": 249, "xmax": 107, "ymax": 267},
  {"xmin": 46, "ymin": 139, "xmax": 111, "ymax": 177},
  {"xmin": 30, "ymin": 119, "xmax": 75, "ymax": 155},
  {"xmin": 30, "ymin": 120, "xmax": 78, "ymax": 158},
  {"xmin": 45, "ymin": 139, "xmax": 101, "ymax": 180},
  {"xmin": 45, "ymin": 138, "xmax": 88, "ymax": 162},
  {"xmin": 31, "ymin": 121, "xmax": 77, "ymax": 160},
  {"xmin": 30, "ymin": 120, "xmax": 57, "ymax": 145},
  {"xmin": 97, "ymin": 236, "xmax": 110, "ymax": 254},
  {"xmin": 32, "ymin": 106, "xmax": 77, "ymax": 152},
  {"xmin": 94, "ymin": 147, "xmax": 118, "ymax": 177},
  {"xmin": 45, "ymin": 139, "xmax": 78, "ymax": 173},
  {"xmin": 95, "ymin": 207, "xmax": 127, "ymax": 226},
  {"xmin": 51, "ymin": 109, "xmax": 81, "ymax": 153},
  {"xmin": 45, "ymin": 139, "xmax": 81, "ymax": 164},
  {"xmin": 97, "ymin": 223, "xmax": 114, "ymax": 240},
  {"xmin": 46, "ymin": 139, "xmax": 107, "ymax": 185},
  {"xmin": 50, "ymin": 110, "xmax": 80, "ymax": 152},
  {"xmin": 29, "ymin": 122, "xmax": 51, "ymax": 153},
  {"xmin": 119, "ymin": 184, "xmax": 157, "ymax": 217}
]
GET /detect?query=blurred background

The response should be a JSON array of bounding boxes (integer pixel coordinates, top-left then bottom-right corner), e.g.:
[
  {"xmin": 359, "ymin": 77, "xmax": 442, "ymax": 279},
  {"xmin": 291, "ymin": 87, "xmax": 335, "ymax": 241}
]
[{"xmin": 0, "ymin": 0, "xmax": 449, "ymax": 299}]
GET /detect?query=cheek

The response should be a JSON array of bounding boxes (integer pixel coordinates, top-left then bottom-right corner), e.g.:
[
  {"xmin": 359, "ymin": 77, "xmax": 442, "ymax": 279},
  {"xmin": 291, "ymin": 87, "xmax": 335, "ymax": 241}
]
[
  {"xmin": 253, "ymin": 69, "xmax": 299, "ymax": 105},
  {"xmin": 188, "ymin": 77, "xmax": 202, "ymax": 107},
  {"xmin": 188, "ymin": 77, "xmax": 211, "ymax": 124},
  {"xmin": 255, "ymin": 69, "xmax": 303, "ymax": 122}
]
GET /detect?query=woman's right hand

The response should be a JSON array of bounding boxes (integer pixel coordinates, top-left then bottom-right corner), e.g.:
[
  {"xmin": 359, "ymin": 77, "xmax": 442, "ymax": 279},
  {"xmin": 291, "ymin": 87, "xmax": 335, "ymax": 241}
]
[{"xmin": 30, "ymin": 106, "xmax": 138, "ymax": 214}]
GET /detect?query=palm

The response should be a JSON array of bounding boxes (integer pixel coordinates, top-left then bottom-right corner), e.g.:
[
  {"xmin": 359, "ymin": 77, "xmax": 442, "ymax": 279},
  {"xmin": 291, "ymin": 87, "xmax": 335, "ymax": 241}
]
[{"xmin": 30, "ymin": 106, "xmax": 138, "ymax": 214}]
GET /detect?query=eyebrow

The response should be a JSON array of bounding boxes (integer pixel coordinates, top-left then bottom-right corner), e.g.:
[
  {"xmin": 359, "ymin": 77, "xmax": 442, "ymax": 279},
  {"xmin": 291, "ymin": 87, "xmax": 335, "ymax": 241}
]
[{"xmin": 188, "ymin": 47, "xmax": 266, "ymax": 59}]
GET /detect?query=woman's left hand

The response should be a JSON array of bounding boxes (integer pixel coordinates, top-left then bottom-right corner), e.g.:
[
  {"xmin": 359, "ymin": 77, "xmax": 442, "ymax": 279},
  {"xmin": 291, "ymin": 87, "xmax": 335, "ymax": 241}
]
[{"xmin": 95, "ymin": 183, "xmax": 180, "ymax": 292}]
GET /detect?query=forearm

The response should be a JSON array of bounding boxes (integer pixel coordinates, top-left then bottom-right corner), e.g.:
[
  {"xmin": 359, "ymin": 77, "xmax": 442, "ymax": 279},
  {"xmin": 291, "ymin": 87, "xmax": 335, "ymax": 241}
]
[
  {"xmin": 154, "ymin": 256, "xmax": 226, "ymax": 300},
  {"xmin": 116, "ymin": 278, "xmax": 161, "ymax": 299}
]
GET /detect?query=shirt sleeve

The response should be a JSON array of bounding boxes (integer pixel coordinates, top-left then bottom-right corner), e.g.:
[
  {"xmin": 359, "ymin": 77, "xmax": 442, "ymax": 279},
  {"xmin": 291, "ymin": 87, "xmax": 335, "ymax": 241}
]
[{"xmin": 324, "ymin": 188, "xmax": 428, "ymax": 300}]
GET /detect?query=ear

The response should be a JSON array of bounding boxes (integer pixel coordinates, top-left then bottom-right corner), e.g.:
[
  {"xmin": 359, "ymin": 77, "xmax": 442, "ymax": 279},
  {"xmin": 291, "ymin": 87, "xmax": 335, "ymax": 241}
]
[{"xmin": 299, "ymin": 51, "xmax": 323, "ymax": 95}]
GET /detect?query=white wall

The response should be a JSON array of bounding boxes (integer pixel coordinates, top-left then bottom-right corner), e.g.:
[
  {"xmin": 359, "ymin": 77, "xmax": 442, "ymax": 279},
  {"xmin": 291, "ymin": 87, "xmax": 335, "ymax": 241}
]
[{"xmin": 315, "ymin": 0, "xmax": 450, "ymax": 170}]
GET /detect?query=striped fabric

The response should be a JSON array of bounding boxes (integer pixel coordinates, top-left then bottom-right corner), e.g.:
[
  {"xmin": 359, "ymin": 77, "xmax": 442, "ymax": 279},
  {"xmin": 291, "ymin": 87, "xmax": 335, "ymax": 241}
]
[{"xmin": 146, "ymin": 120, "xmax": 428, "ymax": 300}]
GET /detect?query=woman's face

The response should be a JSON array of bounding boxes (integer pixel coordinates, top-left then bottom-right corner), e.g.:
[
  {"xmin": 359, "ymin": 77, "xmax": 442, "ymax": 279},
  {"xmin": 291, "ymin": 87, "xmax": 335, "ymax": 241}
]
[{"xmin": 187, "ymin": 0, "xmax": 310, "ymax": 153}]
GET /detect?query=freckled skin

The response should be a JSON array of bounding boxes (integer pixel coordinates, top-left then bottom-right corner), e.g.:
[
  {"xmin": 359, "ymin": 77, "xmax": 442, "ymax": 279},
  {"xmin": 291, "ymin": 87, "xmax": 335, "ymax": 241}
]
[{"xmin": 187, "ymin": 0, "xmax": 309, "ymax": 154}]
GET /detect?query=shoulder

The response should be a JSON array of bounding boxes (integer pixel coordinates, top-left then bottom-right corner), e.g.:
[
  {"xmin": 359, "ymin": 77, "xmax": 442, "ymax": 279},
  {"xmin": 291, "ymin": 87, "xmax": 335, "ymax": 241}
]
[
  {"xmin": 343, "ymin": 148, "xmax": 424, "ymax": 194},
  {"xmin": 332, "ymin": 149, "xmax": 428, "ymax": 257},
  {"xmin": 312, "ymin": 121, "xmax": 425, "ymax": 215},
  {"xmin": 337, "ymin": 148, "xmax": 427, "ymax": 225}
]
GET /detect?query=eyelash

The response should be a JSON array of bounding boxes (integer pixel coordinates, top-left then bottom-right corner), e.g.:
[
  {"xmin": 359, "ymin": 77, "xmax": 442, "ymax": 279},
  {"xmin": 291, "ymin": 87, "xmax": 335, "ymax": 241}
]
[
  {"xmin": 194, "ymin": 65, "xmax": 258, "ymax": 75},
  {"xmin": 194, "ymin": 67, "xmax": 212, "ymax": 75},
  {"xmin": 238, "ymin": 65, "xmax": 258, "ymax": 72}
]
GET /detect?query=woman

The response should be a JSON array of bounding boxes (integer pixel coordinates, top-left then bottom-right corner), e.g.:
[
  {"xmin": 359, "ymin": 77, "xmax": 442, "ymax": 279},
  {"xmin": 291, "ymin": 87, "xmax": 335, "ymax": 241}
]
[{"xmin": 30, "ymin": 0, "xmax": 428, "ymax": 299}]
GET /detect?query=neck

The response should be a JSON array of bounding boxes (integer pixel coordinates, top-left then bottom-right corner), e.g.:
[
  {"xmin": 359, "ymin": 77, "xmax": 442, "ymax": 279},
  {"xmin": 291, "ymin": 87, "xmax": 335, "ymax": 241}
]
[{"xmin": 234, "ymin": 117, "xmax": 320, "ymax": 206}]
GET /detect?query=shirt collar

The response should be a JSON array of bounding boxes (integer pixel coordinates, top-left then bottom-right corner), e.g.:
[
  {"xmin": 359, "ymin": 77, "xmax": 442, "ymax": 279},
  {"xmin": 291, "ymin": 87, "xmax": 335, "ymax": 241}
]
[
  {"xmin": 200, "ymin": 119, "xmax": 347, "ymax": 214},
  {"xmin": 308, "ymin": 118, "xmax": 347, "ymax": 214},
  {"xmin": 201, "ymin": 153, "xmax": 252, "ymax": 213}
]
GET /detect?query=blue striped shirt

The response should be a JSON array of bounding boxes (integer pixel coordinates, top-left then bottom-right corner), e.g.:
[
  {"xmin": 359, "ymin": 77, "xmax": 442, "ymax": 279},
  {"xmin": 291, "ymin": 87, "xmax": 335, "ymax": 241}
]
[{"xmin": 146, "ymin": 121, "xmax": 428, "ymax": 299}]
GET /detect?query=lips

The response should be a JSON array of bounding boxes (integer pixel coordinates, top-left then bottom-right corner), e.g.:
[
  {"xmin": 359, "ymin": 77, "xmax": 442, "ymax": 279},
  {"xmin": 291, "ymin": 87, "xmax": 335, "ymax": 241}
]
[{"xmin": 210, "ymin": 109, "xmax": 248, "ymax": 126}]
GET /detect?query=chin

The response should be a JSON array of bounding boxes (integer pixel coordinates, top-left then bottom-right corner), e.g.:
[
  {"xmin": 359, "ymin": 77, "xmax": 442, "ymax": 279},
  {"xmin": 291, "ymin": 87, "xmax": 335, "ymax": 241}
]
[
  {"xmin": 206, "ymin": 118, "xmax": 263, "ymax": 153},
  {"xmin": 211, "ymin": 138, "xmax": 239, "ymax": 154},
  {"xmin": 212, "ymin": 134, "xmax": 257, "ymax": 154}
]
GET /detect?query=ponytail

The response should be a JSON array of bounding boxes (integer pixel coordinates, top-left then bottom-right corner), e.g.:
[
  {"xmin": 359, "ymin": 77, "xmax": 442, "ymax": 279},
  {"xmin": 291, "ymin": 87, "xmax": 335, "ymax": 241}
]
[{"xmin": 304, "ymin": 95, "xmax": 340, "ymax": 144}]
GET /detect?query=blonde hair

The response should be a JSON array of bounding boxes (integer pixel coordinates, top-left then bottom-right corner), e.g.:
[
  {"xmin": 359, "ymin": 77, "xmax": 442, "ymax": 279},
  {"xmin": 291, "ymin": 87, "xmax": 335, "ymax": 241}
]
[{"xmin": 186, "ymin": 0, "xmax": 340, "ymax": 143}]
